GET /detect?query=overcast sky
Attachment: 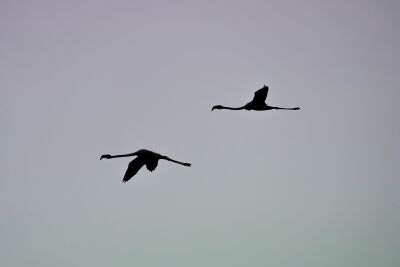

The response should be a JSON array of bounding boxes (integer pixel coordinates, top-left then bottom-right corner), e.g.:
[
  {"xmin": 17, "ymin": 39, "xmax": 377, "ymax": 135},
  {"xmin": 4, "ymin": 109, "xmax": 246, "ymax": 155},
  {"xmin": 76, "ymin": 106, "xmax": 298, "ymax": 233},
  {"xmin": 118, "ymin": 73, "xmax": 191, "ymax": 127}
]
[{"xmin": 1, "ymin": 0, "xmax": 399, "ymax": 266}]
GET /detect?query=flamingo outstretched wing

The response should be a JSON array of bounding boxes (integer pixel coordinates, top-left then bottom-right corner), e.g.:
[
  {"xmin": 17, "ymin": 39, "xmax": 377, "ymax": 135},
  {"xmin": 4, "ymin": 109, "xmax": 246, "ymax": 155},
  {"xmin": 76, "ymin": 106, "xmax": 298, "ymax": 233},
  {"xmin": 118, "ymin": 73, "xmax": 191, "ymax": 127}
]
[
  {"xmin": 251, "ymin": 86, "xmax": 269, "ymax": 104},
  {"xmin": 123, "ymin": 157, "xmax": 146, "ymax": 182}
]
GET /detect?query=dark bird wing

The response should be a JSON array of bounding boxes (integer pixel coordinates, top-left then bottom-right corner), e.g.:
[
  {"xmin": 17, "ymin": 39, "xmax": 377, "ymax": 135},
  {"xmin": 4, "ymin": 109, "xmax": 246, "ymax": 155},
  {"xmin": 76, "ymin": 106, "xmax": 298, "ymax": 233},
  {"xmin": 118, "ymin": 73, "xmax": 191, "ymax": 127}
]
[
  {"xmin": 145, "ymin": 159, "xmax": 159, "ymax": 172},
  {"xmin": 251, "ymin": 87, "xmax": 269, "ymax": 104},
  {"xmin": 123, "ymin": 156, "xmax": 146, "ymax": 182}
]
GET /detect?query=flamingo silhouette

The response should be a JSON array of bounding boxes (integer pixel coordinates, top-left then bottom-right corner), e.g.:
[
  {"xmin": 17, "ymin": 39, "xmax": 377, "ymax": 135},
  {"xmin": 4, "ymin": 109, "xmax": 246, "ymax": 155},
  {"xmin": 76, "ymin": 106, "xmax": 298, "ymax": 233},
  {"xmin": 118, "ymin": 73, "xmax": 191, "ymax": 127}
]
[
  {"xmin": 100, "ymin": 149, "xmax": 191, "ymax": 182},
  {"xmin": 212, "ymin": 85, "xmax": 300, "ymax": 111}
]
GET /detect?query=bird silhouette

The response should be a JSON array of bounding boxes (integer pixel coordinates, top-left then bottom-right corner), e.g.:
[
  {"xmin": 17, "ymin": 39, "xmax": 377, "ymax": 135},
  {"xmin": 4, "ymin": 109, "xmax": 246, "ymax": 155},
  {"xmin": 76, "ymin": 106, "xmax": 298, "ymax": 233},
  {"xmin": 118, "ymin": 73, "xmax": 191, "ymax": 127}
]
[
  {"xmin": 100, "ymin": 149, "xmax": 191, "ymax": 182},
  {"xmin": 212, "ymin": 85, "xmax": 300, "ymax": 111}
]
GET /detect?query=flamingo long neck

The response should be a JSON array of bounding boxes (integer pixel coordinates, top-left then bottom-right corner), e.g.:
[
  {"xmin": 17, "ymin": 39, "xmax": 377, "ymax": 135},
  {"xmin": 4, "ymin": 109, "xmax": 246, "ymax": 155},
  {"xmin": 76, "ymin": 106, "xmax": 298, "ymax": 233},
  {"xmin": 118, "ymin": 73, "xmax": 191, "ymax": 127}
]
[
  {"xmin": 109, "ymin": 152, "xmax": 137, "ymax": 158},
  {"xmin": 219, "ymin": 105, "xmax": 246, "ymax": 110}
]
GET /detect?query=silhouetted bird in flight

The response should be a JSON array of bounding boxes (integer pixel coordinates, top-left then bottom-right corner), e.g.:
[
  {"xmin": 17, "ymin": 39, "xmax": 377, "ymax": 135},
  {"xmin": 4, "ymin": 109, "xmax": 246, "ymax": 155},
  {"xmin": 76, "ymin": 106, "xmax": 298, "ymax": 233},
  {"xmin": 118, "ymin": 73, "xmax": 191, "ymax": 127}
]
[
  {"xmin": 212, "ymin": 85, "xmax": 300, "ymax": 111},
  {"xmin": 100, "ymin": 149, "xmax": 191, "ymax": 183}
]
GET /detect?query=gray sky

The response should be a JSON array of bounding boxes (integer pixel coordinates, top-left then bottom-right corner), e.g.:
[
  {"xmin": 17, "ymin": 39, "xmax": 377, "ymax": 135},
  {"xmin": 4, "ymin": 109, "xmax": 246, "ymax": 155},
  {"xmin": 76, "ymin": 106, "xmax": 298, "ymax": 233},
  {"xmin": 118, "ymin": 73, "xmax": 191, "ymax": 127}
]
[{"xmin": 1, "ymin": 0, "xmax": 399, "ymax": 266}]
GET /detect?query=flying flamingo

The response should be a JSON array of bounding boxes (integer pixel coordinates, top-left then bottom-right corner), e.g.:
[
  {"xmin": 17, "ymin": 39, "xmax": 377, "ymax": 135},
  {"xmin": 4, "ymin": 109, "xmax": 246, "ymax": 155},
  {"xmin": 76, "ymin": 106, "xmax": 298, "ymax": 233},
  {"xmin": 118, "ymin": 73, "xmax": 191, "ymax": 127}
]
[
  {"xmin": 100, "ymin": 149, "xmax": 191, "ymax": 182},
  {"xmin": 212, "ymin": 85, "xmax": 300, "ymax": 111}
]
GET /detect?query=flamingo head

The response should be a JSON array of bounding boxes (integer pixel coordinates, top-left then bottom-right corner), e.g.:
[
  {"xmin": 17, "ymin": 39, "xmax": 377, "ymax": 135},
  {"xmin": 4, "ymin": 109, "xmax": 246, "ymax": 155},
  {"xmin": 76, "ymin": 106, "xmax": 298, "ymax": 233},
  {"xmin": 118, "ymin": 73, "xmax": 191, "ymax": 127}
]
[
  {"xmin": 211, "ymin": 105, "xmax": 223, "ymax": 111},
  {"xmin": 100, "ymin": 154, "xmax": 112, "ymax": 160}
]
